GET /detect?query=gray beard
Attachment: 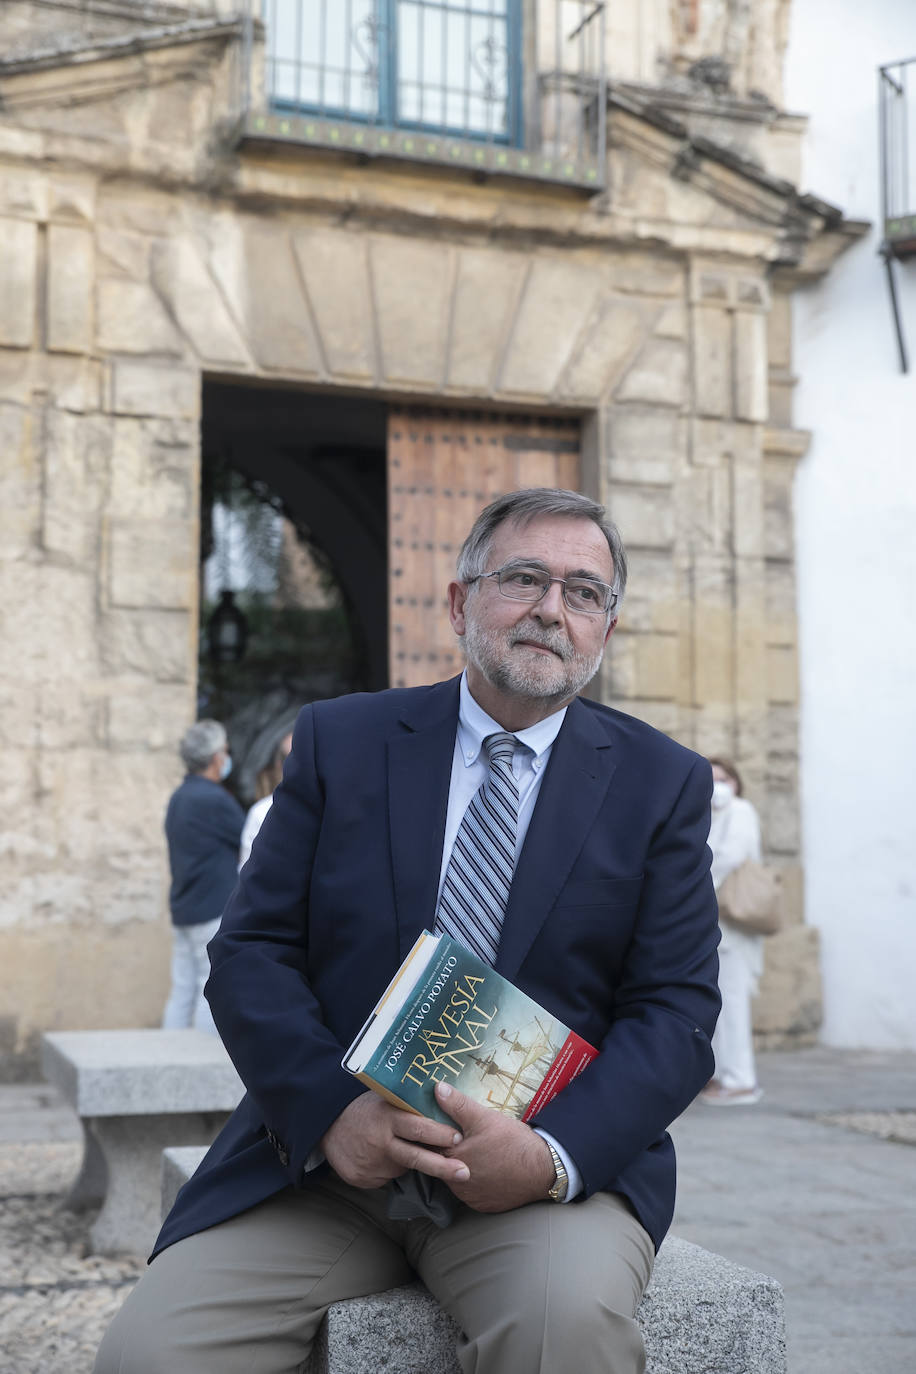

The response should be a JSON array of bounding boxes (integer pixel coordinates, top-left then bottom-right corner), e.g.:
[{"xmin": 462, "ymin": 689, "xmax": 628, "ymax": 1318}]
[{"xmin": 463, "ymin": 615, "xmax": 604, "ymax": 705}]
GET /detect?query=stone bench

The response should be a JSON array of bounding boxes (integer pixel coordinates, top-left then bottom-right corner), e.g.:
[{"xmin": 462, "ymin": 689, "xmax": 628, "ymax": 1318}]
[
  {"xmin": 163, "ymin": 1147, "xmax": 787, "ymax": 1374},
  {"xmin": 41, "ymin": 1029, "xmax": 243, "ymax": 1255}
]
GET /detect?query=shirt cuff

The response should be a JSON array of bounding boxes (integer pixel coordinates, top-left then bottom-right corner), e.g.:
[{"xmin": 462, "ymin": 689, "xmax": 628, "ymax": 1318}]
[
  {"xmin": 304, "ymin": 1146, "xmax": 325, "ymax": 1174},
  {"xmin": 533, "ymin": 1127, "xmax": 582, "ymax": 1201}
]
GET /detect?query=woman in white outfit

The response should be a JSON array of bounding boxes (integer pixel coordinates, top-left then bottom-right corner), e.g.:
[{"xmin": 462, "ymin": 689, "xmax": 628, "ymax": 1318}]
[{"xmin": 701, "ymin": 758, "xmax": 765, "ymax": 1106}]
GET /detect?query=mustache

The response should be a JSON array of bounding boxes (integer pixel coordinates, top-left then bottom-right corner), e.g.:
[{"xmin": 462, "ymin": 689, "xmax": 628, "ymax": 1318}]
[{"xmin": 508, "ymin": 627, "xmax": 572, "ymax": 660}]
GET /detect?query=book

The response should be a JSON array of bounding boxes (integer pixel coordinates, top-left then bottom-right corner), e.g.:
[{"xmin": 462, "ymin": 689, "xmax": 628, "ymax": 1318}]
[{"xmin": 342, "ymin": 930, "xmax": 598, "ymax": 1126}]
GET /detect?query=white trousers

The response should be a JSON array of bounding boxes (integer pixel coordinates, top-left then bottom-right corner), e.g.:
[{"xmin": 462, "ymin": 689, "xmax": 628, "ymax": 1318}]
[
  {"xmin": 161, "ymin": 918, "xmax": 221, "ymax": 1035},
  {"xmin": 711, "ymin": 938, "xmax": 758, "ymax": 1090}
]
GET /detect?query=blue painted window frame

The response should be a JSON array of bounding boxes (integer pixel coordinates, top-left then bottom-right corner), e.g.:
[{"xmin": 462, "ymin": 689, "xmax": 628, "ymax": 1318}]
[{"xmin": 266, "ymin": 0, "xmax": 524, "ymax": 148}]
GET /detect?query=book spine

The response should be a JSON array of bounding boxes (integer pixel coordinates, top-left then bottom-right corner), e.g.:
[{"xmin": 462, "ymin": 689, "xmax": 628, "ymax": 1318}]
[
  {"xmin": 353, "ymin": 1072, "xmax": 426, "ymax": 1117},
  {"xmin": 521, "ymin": 1032, "xmax": 598, "ymax": 1123}
]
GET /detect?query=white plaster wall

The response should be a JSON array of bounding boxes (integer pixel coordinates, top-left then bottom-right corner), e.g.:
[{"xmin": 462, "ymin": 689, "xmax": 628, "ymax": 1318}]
[{"xmin": 786, "ymin": 1, "xmax": 916, "ymax": 1048}]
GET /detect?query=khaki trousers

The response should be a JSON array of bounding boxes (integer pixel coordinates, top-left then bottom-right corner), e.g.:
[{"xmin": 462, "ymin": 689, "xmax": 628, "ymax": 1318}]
[{"xmin": 95, "ymin": 1177, "xmax": 654, "ymax": 1374}]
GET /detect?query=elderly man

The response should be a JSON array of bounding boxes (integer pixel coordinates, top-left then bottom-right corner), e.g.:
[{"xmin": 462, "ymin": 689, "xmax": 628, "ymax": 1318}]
[
  {"xmin": 161, "ymin": 719, "xmax": 244, "ymax": 1035},
  {"xmin": 98, "ymin": 488, "xmax": 720, "ymax": 1374}
]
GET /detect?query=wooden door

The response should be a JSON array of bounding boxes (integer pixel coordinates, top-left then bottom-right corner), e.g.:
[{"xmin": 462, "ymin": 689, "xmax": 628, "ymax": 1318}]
[{"xmin": 388, "ymin": 408, "xmax": 580, "ymax": 688}]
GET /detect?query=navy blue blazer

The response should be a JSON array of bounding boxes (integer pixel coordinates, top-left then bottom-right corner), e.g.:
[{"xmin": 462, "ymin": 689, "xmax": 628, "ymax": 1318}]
[{"xmin": 154, "ymin": 677, "xmax": 720, "ymax": 1258}]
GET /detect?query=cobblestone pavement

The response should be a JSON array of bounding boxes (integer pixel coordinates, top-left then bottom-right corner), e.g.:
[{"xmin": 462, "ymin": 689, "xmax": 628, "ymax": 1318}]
[
  {"xmin": 1, "ymin": 1052, "xmax": 915, "ymax": 1372},
  {"xmin": 0, "ymin": 1091, "xmax": 143, "ymax": 1374}
]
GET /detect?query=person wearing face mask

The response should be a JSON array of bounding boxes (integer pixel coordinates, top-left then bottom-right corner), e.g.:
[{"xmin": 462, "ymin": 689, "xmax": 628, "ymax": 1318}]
[
  {"xmin": 162, "ymin": 720, "xmax": 245, "ymax": 1035},
  {"xmin": 700, "ymin": 758, "xmax": 764, "ymax": 1105}
]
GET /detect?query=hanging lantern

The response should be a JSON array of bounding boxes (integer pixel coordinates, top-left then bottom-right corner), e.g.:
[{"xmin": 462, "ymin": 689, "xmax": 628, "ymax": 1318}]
[{"xmin": 208, "ymin": 589, "xmax": 248, "ymax": 664}]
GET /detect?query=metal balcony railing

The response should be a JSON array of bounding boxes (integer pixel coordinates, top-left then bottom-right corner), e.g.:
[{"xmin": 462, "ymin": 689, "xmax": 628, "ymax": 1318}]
[
  {"xmin": 879, "ymin": 56, "xmax": 916, "ymax": 257},
  {"xmin": 236, "ymin": 0, "xmax": 607, "ymax": 191}
]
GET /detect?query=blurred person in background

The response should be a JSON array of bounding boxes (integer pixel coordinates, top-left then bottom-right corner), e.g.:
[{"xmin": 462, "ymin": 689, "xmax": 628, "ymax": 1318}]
[
  {"xmin": 238, "ymin": 730, "xmax": 294, "ymax": 869},
  {"xmin": 162, "ymin": 720, "xmax": 244, "ymax": 1034},
  {"xmin": 701, "ymin": 757, "xmax": 764, "ymax": 1106}
]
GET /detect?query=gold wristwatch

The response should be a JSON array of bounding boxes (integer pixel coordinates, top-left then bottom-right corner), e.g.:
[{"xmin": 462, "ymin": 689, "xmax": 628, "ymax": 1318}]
[{"xmin": 545, "ymin": 1141, "xmax": 569, "ymax": 1202}]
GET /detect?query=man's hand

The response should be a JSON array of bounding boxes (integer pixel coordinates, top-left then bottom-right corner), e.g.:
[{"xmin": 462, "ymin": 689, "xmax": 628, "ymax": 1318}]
[
  {"xmin": 436, "ymin": 1081, "xmax": 556, "ymax": 1212},
  {"xmin": 320, "ymin": 1091, "xmax": 471, "ymax": 1191}
]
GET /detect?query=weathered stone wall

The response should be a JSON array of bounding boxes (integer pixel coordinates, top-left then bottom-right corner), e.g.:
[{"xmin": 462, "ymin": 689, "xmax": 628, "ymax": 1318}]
[{"xmin": 0, "ymin": 7, "xmax": 851, "ymax": 1071}]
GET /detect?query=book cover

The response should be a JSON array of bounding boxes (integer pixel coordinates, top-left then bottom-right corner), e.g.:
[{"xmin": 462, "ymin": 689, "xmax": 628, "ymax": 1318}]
[{"xmin": 343, "ymin": 931, "xmax": 598, "ymax": 1126}]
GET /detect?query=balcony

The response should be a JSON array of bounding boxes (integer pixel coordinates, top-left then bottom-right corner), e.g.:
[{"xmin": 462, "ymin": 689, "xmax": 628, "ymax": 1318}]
[
  {"xmin": 236, "ymin": 1, "xmax": 607, "ymax": 191},
  {"xmin": 880, "ymin": 56, "xmax": 916, "ymax": 258}
]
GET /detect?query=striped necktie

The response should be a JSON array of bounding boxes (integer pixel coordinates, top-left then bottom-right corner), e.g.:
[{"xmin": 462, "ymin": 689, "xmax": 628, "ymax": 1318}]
[{"xmin": 435, "ymin": 732, "xmax": 521, "ymax": 967}]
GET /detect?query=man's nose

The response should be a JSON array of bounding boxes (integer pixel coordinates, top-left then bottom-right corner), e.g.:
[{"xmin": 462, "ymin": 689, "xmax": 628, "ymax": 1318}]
[{"xmin": 531, "ymin": 579, "xmax": 565, "ymax": 623}]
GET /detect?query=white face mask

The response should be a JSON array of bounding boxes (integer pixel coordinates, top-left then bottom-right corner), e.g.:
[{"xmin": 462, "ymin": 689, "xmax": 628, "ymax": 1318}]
[
  {"xmin": 219, "ymin": 752, "xmax": 233, "ymax": 782},
  {"xmin": 711, "ymin": 780, "xmax": 735, "ymax": 811}
]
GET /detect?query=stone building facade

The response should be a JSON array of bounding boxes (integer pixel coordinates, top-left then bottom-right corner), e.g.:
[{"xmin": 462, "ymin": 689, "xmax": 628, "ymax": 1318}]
[{"xmin": 0, "ymin": 0, "xmax": 864, "ymax": 1073}]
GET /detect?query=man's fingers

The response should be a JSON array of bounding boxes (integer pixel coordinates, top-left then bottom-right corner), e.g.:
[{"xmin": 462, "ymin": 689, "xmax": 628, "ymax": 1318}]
[
  {"xmin": 394, "ymin": 1139, "xmax": 470, "ymax": 1183},
  {"xmin": 389, "ymin": 1108, "xmax": 462, "ymax": 1150},
  {"xmin": 434, "ymin": 1080, "xmax": 488, "ymax": 1127}
]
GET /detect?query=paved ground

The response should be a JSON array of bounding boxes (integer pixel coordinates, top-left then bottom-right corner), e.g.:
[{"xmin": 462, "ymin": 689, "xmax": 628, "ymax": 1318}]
[{"xmin": 0, "ymin": 1047, "xmax": 914, "ymax": 1372}]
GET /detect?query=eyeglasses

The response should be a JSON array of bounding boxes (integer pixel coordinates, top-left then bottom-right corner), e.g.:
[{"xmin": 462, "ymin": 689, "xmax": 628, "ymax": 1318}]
[{"xmin": 468, "ymin": 564, "xmax": 618, "ymax": 616}]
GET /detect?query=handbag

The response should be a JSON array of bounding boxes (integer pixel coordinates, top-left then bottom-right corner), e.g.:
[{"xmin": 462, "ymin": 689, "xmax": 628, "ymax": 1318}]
[{"xmin": 717, "ymin": 860, "xmax": 783, "ymax": 936}]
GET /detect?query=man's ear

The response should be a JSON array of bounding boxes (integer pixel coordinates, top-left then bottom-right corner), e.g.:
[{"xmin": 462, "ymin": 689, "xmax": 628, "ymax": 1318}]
[
  {"xmin": 603, "ymin": 615, "xmax": 618, "ymax": 647},
  {"xmin": 448, "ymin": 581, "xmax": 469, "ymax": 636}
]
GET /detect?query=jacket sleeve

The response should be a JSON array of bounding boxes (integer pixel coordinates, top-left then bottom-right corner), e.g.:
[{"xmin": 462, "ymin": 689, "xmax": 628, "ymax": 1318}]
[
  {"xmin": 531, "ymin": 755, "xmax": 721, "ymax": 1196},
  {"xmin": 204, "ymin": 705, "xmax": 365, "ymax": 1182}
]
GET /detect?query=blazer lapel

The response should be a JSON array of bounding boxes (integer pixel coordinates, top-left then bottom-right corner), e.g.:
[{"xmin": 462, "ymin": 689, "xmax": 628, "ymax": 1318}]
[
  {"xmin": 388, "ymin": 677, "xmax": 461, "ymax": 963},
  {"xmin": 496, "ymin": 699, "xmax": 616, "ymax": 983}
]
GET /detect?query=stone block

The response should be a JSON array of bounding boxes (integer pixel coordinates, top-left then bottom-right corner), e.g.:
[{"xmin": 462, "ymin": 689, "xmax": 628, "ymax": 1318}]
[
  {"xmin": 654, "ymin": 303, "xmax": 687, "ymax": 340},
  {"xmin": 107, "ymin": 684, "xmax": 192, "ymax": 749},
  {"xmin": 3, "ymin": 560, "xmax": 96, "ymax": 685},
  {"xmin": 42, "ymin": 1029, "xmax": 243, "ymax": 1254},
  {"xmin": 34, "ymin": 681, "xmax": 105, "ymax": 751},
  {"xmin": 0, "ymin": 351, "xmax": 33, "ymax": 406},
  {"xmin": 43, "ymin": 355, "xmax": 104, "ymax": 413},
  {"xmin": 692, "ymin": 305, "xmax": 732, "ymax": 417},
  {"xmin": 761, "ymin": 782, "xmax": 800, "ymax": 855},
  {"xmin": 48, "ymin": 173, "xmax": 96, "ymax": 225},
  {"xmin": 110, "ymin": 361, "xmax": 199, "ymax": 419},
  {"xmin": 608, "ymin": 484, "xmax": 675, "ymax": 549},
  {"xmin": 96, "ymin": 184, "xmax": 181, "ymax": 237},
  {"xmin": 766, "ymin": 645, "xmax": 797, "ymax": 705},
  {"xmin": 292, "ymin": 228, "xmax": 376, "ymax": 382},
  {"xmin": 607, "ymin": 409, "xmax": 686, "ymax": 486},
  {"xmin": 47, "ymin": 224, "xmax": 94, "ymax": 354},
  {"xmin": 300, "ymin": 1237, "xmax": 786, "ymax": 1374},
  {"xmin": 108, "ymin": 417, "xmax": 196, "ymax": 520},
  {"xmin": 372, "ymin": 236, "xmax": 453, "ymax": 388},
  {"xmin": 615, "ymin": 337, "xmax": 688, "ymax": 407},
  {"xmin": 754, "ymin": 924, "xmax": 821, "ymax": 1038},
  {"xmin": 0, "ymin": 169, "xmax": 47, "ymax": 221},
  {"xmin": 607, "ymin": 631, "xmax": 678, "ymax": 701},
  {"xmin": 560, "ymin": 299, "xmax": 647, "ymax": 403},
  {"xmin": 765, "ymin": 705, "xmax": 797, "ymax": 757},
  {"xmin": 731, "ymin": 455, "xmax": 766, "ymax": 560},
  {"xmin": 162, "ymin": 1145, "xmax": 207, "ymax": 1218},
  {"xmin": 152, "ymin": 236, "xmax": 250, "ymax": 368},
  {"xmin": 97, "ymin": 226, "xmax": 151, "ymax": 281},
  {"xmin": 608, "ymin": 253, "xmax": 683, "ymax": 297},
  {"xmin": 99, "ymin": 609, "xmax": 192, "ymax": 681},
  {"xmin": 96, "ymin": 279, "xmax": 183, "ymax": 355},
  {"xmin": 764, "ymin": 564, "xmax": 796, "ymax": 647},
  {"xmin": 240, "ymin": 223, "xmax": 323, "ymax": 375},
  {"xmin": 41, "ymin": 409, "xmax": 109, "ymax": 562},
  {"xmin": 616, "ymin": 550, "xmax": 680, "ymax": 634},
  {"xmin": 42, "ymin": 1029, "xmax": 243, "ymax": 1118},
  {"xmin": 107, "ymin": 517, "xmax": 195, "ymax": 610},
  {"xmin": 0, "ymin": 217, "xmax": 38, "ymax": 347},
  {"xmin": 445, "ymin": 245, "xmax": 527, "ymax": 392},
  {"xmin": 0, "ymin": 403, "xmax": 40, "ymax": 553},
  {"xmin": 734, "ymin": 311, "xmax": 769, "ymax": 422},
  {"xmin": 500, "ymin": 257, "xmax": 597, "ymax": 396}
]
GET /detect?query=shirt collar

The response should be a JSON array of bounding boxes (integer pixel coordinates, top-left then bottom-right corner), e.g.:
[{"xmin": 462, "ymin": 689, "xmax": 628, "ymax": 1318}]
[{"xmin": 457, "ymin": 670, "xmax": 568, "ymax": 767}]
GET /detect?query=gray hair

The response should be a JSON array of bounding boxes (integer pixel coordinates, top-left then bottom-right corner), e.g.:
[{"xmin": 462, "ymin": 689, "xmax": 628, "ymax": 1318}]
[
  {"xmin": 179, "ymin": 719, "xmax": 227, "ymax": 773},
  {"xmin": 456, "ymin": 488, "xmax": 628, "ymax": 603}
]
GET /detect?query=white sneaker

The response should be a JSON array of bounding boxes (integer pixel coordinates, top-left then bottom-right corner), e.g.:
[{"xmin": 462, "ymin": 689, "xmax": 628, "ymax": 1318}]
[{"xmin": 699, "ymin": 1084, "xmax": 763, "ymax": 1107}]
